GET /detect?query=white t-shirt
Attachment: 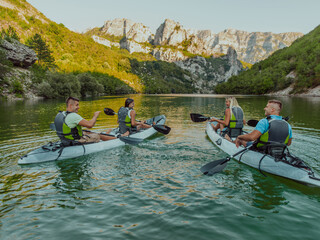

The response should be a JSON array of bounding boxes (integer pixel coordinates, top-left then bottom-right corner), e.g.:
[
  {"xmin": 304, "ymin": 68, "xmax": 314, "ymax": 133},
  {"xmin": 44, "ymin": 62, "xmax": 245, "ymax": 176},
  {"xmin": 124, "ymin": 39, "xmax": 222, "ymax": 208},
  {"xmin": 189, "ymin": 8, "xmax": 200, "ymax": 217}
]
[{"xmin": 64, "ymin": 112, "xmax": 83, "ymax": 128}]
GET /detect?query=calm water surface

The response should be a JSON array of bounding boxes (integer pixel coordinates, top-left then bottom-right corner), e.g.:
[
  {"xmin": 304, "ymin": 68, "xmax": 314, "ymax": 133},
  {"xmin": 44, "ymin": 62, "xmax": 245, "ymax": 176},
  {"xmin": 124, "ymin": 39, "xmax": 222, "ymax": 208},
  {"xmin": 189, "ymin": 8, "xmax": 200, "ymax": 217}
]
[{"xmin": 0, "ymin": 95, "xmax": 320, "ymax": 240}]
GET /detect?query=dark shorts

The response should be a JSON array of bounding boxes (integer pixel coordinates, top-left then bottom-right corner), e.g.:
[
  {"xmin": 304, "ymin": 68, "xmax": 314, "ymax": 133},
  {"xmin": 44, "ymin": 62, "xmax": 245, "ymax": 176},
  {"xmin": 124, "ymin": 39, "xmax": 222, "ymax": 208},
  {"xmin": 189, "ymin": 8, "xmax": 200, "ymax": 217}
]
[{"xmin": 119, "ymin": 124, "xmax": 137, "ymax": 134}]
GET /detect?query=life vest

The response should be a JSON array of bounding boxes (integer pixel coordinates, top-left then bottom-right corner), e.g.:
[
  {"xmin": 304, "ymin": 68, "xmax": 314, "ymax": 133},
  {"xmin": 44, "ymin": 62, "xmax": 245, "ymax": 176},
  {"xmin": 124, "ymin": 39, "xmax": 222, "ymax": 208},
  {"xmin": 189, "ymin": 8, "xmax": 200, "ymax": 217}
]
[
  {"xmin": 118, "ymin": 107, "xmax": 132, "ymax": 127},
  {"xmin": 255, "ymin": 116, "xmax": 290, "ymax": 148},
  {"xmin": 223, "ymin": 107, "xmax": 244, "ymax": 138},
  {"xmin": 228, "ymin": 107, "xmax": 244, "ymax": 129},
  {"xmin": 54, "ymin": 111, "xmax": 82, "ymax": 142}
]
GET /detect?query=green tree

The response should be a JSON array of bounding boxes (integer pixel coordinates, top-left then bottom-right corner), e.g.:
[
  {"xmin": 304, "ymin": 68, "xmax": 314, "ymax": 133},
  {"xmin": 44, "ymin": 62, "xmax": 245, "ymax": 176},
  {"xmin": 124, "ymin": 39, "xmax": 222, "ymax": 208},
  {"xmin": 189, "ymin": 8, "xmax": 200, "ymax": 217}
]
[
  {"xmin": 77, "ymin": 73, "xmax": 104, "ymax": 97},
  {"xmin": 0, "ymin": 26, "xmax": 20, "ymax": 42},
  {"xmin": 37, "ymin": 72, "xmax": 80, "ymax": 99},
  {"xmin": 26, "ymin": 33, "xmax": 55, "ymax": 68},
  {"xmin": 0, "ymin": 49, "xmax": 12, "ymax": 80}
]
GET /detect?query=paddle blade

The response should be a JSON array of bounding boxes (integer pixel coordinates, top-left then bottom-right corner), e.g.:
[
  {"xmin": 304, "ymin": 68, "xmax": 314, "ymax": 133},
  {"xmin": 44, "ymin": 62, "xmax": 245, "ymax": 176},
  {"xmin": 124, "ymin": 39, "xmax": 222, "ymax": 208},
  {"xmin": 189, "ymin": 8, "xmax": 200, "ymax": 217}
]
[
  {"xmin": 104, "ymin": 108, "xmax": 116, "ymax": 116},
  {"xmin": 119, "ymin": 136, "xmax": 143, "ymax": 145},
  {"xmin": 153, "ymin": 124, "xmax": 171, "ymax": 135},
  {"xmin": 190, "ymin": 113, "xmax": 210, "ymax": 122},
  {"xmin": 200, "ymin": 157, "xmax": 230, "ymax": 176},
  {"xmin": 247, "ymin": 119, "xmax": 259, "ymax": 127}
]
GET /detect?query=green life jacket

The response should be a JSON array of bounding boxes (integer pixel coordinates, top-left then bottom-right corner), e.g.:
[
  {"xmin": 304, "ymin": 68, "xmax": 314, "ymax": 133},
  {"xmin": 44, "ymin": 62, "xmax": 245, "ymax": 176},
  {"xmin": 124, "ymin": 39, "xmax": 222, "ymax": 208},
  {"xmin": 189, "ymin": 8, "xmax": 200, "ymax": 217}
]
[
  {"xmin": 222, "ymin": 107, "xmax": 244, "ymax": 138},
  {"xmin": 228, "ymin": 107, "xmax": 244, "ymax": 129},
  {"xmin": 118, "ymin": 107, "xmax": 132, "ymax": 127},
  {"xmin": 54, "ymin": 111, "xmax": 83, "ymax": 143},
  {"xmin": 117, "ymin": 107, "xmax": 133, "ymax": 134},
  {"xmin": 255, "ymin": 116, "xmax": 290, "ymax": 148}
]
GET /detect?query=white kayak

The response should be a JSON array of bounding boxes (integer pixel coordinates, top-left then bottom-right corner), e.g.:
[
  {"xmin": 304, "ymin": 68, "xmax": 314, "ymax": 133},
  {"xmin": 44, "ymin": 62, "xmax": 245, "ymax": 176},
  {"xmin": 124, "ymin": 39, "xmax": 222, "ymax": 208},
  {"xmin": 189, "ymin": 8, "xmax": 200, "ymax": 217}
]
[
  {"xmin": 205, "ymin": 121, "xmax": 320, "ymax": 187},
  {"xmin": 18, "ymin": 115, "xmax": 166, "ymax": 165}
]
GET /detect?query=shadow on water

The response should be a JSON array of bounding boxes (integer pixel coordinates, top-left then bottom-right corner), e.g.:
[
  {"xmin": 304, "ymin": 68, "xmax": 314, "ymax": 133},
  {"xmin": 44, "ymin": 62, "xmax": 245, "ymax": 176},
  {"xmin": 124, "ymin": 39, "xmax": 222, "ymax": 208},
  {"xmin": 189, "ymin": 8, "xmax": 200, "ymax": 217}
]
[
  {"xmin": 220, "ymin": 162, "xmax": 320, "ymax": 211},
  {"xmin": 53, "ymin": 157, "xmax": 93, "ymax": 193}
]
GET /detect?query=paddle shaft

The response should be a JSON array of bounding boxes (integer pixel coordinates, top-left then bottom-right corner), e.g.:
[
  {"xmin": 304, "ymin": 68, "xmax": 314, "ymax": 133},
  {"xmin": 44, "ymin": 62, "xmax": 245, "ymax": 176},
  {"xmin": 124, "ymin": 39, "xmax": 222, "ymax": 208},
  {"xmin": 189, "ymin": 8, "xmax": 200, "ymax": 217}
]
[
  {"xmin": 200, "ymin": 145, "xmax": 250, "ymax": 175},
  {"xmin": 104, "ymin": 107, "xmax": 170, "ymax": 135},
  {"xmin": 218, "ymin": 146, "xmax": 250, "ymax": 166},
  {"xmin": 229, "ymin": 146, "xmax": 249, "ymax": 160}
]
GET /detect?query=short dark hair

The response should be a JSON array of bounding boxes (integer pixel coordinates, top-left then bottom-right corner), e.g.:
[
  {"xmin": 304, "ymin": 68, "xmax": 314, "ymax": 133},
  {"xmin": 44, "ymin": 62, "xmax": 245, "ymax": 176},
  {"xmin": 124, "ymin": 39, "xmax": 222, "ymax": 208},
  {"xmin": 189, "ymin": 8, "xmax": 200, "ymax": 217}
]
[
  {"xmin": 66, "ymin": 96, "xmax": 79, "ymax": 107},
  {"xmin": 268, "ymin": 99, "xmax": 282, "ymax": 111},
  {"xmin": 125, "ymin": 98, "xmax": 134, "ymax": 108}
]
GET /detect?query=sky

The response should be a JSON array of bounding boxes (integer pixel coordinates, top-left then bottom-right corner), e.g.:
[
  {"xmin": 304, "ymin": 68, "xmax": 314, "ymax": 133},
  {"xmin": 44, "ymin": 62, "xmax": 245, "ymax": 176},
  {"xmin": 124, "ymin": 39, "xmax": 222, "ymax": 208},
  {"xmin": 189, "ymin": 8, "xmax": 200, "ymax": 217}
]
[{"xmin": 26, "ymin": 0, "xmax": 320, "ymax": 34}]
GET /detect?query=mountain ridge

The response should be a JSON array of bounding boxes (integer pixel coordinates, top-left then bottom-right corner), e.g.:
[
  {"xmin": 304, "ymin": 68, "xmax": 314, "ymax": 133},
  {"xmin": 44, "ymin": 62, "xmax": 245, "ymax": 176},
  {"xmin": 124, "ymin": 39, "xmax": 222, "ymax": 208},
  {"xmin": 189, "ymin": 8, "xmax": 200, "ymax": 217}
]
[{"xmin": 87, "ymin": 18, "xmax": 303, "ymax": 64}]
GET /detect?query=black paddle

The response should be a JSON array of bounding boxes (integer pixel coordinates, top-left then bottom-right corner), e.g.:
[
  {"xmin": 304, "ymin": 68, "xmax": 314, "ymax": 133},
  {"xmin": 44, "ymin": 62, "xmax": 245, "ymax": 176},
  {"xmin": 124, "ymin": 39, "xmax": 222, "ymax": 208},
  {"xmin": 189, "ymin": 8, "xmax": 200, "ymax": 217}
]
[
  {"xmin": 104, "ymin": 107, "xmax": 171, "ymax": 135},
  {"xmin": 246, "ymin": 116, "xmax": 289, "ymax": 127},
  {"xmin": 200, "ymin": 147, "xmax": 249, "ymax": 176},
  {"xmin": 49, "ymin": 124, "xmax": 142, "ymax": 145},
  {"xmin": 247, "ymin": 119, "xmax": 259, "ymax": 127},
  {"xmin": 190, "ymin": 113, "xmax": 211, "ymax": 122}
]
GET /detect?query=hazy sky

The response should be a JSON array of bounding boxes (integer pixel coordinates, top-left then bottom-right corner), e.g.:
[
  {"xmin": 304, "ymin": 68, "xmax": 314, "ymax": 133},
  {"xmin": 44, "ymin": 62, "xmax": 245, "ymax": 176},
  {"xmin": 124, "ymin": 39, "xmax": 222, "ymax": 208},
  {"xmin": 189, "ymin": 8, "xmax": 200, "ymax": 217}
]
[{"xmin": 26, "ymin": 0, "xmax": 320, "ymax": 34}]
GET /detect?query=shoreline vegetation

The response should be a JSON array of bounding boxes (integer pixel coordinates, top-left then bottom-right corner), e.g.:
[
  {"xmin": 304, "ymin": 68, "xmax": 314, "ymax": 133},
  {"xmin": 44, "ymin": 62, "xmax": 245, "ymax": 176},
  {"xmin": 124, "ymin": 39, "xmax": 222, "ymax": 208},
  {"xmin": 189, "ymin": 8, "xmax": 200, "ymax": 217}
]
[{"xmin": 2, "ymin": 88, "xmax": 320, "ymax": 102}]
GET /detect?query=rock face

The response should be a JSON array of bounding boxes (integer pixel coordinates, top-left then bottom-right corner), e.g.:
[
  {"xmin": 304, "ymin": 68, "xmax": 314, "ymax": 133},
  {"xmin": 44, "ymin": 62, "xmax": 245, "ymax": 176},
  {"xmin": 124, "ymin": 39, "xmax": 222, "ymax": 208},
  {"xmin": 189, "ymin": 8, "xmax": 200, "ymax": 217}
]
[
  {"xmin": 91, "ymin": 18, "xmax": 303, "ymax": 64},
  {"xmin": 0, "ymin": 38, "xmax": 37, "ymax": 68},
  {"xmin": 175, "ymin": 47, "xmax": 244, "ymax": 93},
  {"xmin": 154, "ymin": 20, "xmax": 303, "ymax": 64},
  {"xmin": 120, "ymin": 38, "xmax": 151, "ymax": 54},
  {"xmin": 100, "ymin": 18, "xmax": 153, "ymax": 43},
  {"xmin": 151, "ymin": 47, "xmax": 188, "ymax": 62},
  {"xmin": 154, "ymin": 19, "xmax": 187, "ymax": 46},
  {"xmin": 92, "ymin": 35, "xmax": 120, "ymax": 48}
]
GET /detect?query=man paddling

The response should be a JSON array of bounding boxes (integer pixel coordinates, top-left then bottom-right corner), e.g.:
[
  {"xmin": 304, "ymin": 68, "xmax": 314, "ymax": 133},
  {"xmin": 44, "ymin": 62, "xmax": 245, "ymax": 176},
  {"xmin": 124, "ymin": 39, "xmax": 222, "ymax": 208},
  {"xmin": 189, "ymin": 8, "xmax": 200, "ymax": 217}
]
[
  {"xmin": 54, "ymin": 97, "xmax": 127, "ymax": 145},
  {"xmin": 234, "ymin": 99, "xmax": 292, "ymax": 150}
]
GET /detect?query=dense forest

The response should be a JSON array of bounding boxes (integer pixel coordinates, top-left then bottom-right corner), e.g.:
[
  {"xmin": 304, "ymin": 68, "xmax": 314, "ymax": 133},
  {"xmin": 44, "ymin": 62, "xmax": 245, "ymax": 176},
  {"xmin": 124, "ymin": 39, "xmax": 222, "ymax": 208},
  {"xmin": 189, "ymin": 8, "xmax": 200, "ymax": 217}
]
[{"xmin": 215, "ymin": 25, "xmax": 320, "ymax": 94}]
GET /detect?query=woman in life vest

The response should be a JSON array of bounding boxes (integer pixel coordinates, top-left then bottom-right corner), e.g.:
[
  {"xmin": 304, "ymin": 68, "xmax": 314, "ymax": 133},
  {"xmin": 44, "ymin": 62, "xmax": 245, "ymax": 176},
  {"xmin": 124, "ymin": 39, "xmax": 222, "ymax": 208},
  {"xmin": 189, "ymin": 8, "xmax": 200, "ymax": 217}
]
[
  {"xmin": 118, "ymin": 98, "xmax": 153, "ymax": 134},
  {"xmin": 209, "ymin": 97, "xmax": 246, "ymax": 139}
]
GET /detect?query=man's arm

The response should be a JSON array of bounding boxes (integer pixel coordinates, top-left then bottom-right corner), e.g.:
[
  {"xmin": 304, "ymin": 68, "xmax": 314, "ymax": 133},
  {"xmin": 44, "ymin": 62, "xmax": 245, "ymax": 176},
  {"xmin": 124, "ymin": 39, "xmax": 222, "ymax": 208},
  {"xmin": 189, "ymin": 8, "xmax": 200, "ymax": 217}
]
[
  {"xmin": 78, "ymin": 111, "xmax": 100, "ymax": 128},
  {"xmin": 235, "ymin": 130, "xmax": 262, "ymax": 147}
]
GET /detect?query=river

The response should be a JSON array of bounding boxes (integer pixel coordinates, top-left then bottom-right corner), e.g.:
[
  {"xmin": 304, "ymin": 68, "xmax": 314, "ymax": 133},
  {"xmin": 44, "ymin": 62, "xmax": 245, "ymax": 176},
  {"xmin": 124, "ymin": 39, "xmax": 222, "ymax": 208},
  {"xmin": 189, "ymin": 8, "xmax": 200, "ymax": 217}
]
[{"xmin": 0, "ymin": 94, "xmax": 320, "ymax": 240}]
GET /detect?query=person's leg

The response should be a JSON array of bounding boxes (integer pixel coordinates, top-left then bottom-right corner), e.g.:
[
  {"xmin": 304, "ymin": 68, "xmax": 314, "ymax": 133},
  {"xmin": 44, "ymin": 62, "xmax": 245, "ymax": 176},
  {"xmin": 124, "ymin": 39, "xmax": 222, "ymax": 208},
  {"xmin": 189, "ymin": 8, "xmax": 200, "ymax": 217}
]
[
  {"xmin": 224, "ymin": 134, "xmax": 233, "ymax": 142},
  {"xmin": 78, "ymin": 132, "xmax": 103, "ymax": 143},
  {"xmin": 99, "ymin": 134, "xmax": 116, "ymax": 141},
  {"xmin": 212, "ymin": 123, "xmax": 220, "ymax": 132},
  {"xmin": 121, "ymin": 131, "xmax": 129, "ymax": 137},
  {"xmin": 141, "ymin": 123, "xmax": 152, "ymax": 129}
]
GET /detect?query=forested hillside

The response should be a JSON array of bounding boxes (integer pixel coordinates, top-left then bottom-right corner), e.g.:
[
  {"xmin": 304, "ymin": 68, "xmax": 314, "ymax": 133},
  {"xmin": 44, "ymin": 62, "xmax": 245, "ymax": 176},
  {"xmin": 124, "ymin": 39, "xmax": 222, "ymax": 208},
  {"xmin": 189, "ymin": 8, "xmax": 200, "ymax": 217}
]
[
  {"xmin": 0, "ymin": 0, "xmax": 194, "ymax": 98},
  {"xmin": 215, "ymin": 25, "xmax": 320, "ymax": 95}
]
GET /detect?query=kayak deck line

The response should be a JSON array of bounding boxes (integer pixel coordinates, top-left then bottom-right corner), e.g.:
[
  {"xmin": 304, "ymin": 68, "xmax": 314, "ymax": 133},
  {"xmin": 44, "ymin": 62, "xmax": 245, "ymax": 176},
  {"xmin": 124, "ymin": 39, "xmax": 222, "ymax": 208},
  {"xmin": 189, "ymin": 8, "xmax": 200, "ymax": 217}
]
[
  {"xmin": 205, "ymin": 120, "xmax": 320, "ymax": 187},
  {"xmin": 18, "ymin": 115, "xmax": 166, "ymax": 165}
]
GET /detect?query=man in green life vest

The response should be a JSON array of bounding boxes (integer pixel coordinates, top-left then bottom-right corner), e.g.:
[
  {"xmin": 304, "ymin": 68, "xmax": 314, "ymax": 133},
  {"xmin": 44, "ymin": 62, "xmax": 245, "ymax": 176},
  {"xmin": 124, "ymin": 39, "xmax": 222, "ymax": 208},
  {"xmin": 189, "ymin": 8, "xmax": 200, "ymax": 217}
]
[
  {"xmin": 54, "ymin": 97, "xmax": 120, "ymax": 145},
  {"xmin": 235, "ymin": 99, "xmax": 292, "ymax": 149}
]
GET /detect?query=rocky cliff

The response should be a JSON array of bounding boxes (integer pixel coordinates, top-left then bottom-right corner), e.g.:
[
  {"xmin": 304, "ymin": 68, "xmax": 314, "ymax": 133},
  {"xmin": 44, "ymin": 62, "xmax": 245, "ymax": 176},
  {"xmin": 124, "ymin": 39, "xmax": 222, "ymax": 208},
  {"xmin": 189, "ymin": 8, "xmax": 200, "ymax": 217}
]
[
  {"xmin": 90, "ymin": 18, "xmax": 303, "ymax": 64},
  {"xmin": 175, "ymin": 47, "xmax": 244, "ymax": 93},
  {"xmin": 0, "ymin": 38, "xmax": 37, "ymax": 68}
]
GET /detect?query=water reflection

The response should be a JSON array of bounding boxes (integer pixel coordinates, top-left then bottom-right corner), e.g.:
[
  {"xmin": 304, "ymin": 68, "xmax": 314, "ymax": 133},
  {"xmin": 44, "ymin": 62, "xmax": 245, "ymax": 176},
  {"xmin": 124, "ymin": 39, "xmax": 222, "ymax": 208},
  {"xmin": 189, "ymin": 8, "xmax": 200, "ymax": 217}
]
[
  {"xmin": 53, "ymin": 157, "xmax": 93, "ymax": 193},
  {"xmin": 1, "ymin": 95, "xmax": 320, "ymax": 240}
]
